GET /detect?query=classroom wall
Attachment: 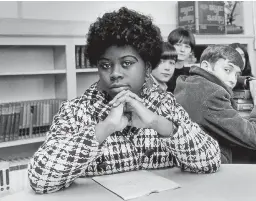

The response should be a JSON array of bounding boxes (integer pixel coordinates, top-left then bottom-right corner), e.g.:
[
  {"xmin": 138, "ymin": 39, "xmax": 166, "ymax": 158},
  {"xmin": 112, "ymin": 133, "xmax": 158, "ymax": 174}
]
[
  {"xmin": 21, "ymin": 1, "xmax": 177, "ymax": 25},
  {"xmin": 0, "ymin": 1, "xmax": 177, "ymax": 38},
  {"xmin": 0, "ymin": 1, "xmax": 255, "ymax": 36}
]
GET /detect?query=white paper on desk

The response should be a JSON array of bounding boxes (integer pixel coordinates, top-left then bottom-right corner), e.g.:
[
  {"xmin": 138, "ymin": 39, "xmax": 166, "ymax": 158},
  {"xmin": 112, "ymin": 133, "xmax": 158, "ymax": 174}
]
[{"xmin": 92, "ymin": 170, "xmax": 181, "ymax": 200}]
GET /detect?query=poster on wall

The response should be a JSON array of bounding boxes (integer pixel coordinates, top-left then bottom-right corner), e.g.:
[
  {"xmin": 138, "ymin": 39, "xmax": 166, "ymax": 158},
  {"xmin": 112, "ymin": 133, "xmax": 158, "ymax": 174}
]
[
  {"xmin": 198, "ymin": 1, "xmax": 225, "ymax": 34},
  {"xmin": 177, "ymin": 1, "xmax": 225, "ymax": 34},
  {"xmin": 177, "ymin": 1, "xmax": 196, "ymax": 33}
]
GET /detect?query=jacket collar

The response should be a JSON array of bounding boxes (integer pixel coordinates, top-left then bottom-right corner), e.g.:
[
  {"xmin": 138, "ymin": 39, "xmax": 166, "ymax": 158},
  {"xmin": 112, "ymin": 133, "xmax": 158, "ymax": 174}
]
[{"xmin": 189, "ymin": 66, "xmax": 233, "ymax": 95}]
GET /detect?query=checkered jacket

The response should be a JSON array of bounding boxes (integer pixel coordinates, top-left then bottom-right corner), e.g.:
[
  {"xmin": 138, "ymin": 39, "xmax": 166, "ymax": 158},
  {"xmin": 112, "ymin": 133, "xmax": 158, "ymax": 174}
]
[{"xmin": 28, "ymin": 78, "xmax": 221, "ymax": 194}]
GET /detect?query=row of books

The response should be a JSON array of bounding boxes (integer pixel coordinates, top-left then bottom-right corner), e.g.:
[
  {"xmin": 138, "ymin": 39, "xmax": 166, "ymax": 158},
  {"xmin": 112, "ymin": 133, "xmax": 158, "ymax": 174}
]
[
  {"xmin": 0, "ymin": 99, "xmax": 64, "ymax": 142},
  {"xmin": 0, "ymin": 157, "xmax": 30, "ymax": 196},
  {"xmin": 75, "ymin": 45, "xmax": 94, "ymax": 69},
  {"xmin": 233, "ymin": 90, "xmax": 254, "ymax": 111}
]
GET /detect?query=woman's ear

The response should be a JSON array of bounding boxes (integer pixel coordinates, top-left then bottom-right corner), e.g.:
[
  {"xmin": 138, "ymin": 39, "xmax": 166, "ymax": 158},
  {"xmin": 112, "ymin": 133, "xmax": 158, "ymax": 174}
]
[{"xmin": 145, "ymin": 62, "xmax": 152, "ymax": 77}]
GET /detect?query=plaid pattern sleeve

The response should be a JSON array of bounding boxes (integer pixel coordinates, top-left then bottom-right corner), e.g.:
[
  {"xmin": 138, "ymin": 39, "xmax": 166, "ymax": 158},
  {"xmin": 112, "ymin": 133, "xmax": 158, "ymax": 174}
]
[
  {"xmin": 28, "ymin": 100, "xmax": 102, "ymax": 194},
  {"xmin": 158, "ymin": 93, "xmax": 221, "ymax": 173}
]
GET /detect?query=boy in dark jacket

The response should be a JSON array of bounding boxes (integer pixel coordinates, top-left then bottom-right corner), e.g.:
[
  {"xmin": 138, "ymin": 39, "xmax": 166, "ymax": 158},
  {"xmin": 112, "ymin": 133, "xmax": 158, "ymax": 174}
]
[{"xmin": 174, "ymin": 45, "xmax": 256, "ymax": 163}]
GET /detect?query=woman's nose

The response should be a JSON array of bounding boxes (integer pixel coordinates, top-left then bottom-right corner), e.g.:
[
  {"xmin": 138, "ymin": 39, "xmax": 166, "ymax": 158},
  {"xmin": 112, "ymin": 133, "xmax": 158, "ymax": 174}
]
[{"xmin": 110, "ymin": 65, "xmax": 123, "ymax": 81}]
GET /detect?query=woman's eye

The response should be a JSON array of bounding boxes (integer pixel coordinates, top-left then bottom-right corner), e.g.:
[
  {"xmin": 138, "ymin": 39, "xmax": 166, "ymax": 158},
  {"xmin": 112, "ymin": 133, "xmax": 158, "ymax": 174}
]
[
  {"xmin": 99, "ymin": 63, "xmax": 111, "ymax": 69},
  {"xmin": 122, "ymin": 61, "xmax": 133, "ymax": 67}
]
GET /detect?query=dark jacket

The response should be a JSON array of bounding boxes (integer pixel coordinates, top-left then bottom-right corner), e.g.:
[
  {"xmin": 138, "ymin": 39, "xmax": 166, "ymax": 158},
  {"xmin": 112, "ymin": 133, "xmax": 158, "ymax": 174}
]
[
  {"xmin": 174, "ymin": 66, "xmax": 256, "ymax": 163},
  {"xmin": 167, "ymin": 66, "xmax": 190, "ymax": 93}
]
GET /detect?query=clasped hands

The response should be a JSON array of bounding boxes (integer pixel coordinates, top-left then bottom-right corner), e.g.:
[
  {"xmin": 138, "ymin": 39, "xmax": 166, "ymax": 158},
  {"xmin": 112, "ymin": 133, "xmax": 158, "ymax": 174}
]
[{"xmin": 106, "ymin": 90, "xmax": 158, "ymax": 132}]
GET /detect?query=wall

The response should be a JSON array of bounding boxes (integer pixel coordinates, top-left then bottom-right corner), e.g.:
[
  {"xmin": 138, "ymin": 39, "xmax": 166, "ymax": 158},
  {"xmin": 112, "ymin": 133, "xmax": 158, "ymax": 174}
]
[
  {"xmin": 0, "ymin": 1, "xmax": 254, "ymax": 37},
  {"xmin": 0, "ymin": 2, "xmax": 18, "ymax": 18},
  {"xmin": 0, "ymin": 1, "xmax": 177, "ymax": 38},
  {"xmin": 21, "ymin": 1, "xmax": 177, "ymax": 25}
]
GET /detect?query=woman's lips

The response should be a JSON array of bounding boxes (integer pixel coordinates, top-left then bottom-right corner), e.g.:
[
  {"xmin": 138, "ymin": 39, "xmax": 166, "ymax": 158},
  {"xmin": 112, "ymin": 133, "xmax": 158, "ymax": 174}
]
[{"xmin": 110, "ymin": 84, "xmax": 129, "ymax": 89}]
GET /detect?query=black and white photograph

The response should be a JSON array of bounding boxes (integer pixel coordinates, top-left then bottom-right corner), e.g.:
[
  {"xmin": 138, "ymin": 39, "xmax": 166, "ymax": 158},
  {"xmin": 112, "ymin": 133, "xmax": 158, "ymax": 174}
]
[{"xmin": 0, "ymin": 1, "xmax": 256, "ymax": 201}]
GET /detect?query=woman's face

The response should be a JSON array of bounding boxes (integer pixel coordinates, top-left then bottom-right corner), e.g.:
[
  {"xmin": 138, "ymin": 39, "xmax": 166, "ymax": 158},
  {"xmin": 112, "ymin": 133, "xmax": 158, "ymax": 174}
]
[
  {"xmin": 97, "ymin": 45, "xmax": 148, "ymax": 98},
  {"xmin": 235, "ymin": 47, "xmax": 246, "ymax": 68}
]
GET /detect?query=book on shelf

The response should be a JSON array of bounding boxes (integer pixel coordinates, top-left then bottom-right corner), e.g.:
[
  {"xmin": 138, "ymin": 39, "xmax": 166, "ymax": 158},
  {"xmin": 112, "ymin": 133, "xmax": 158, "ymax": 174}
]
[
  {"xmin": 1, "ymin": 157, "xmax": 32, "ymax": 196},
  {"xmin": 75, "ymin": 46, "xmax": 81, "ymax": 69},
  {"xmin": 0, "ymin": 160, "xmax": 10, "ymax": 196},
  {"xmin": 234, "ymin": 103, "xmax": 254, "ymax": 111},
  {"xmin": 232, "ymin": 90, "xmax": 254, "ymax": 111},
  {"xmin": 80, "ymin": 45, "xmax": 86, "ymax": 69},
  {"xmin": 0, "ymin": 99, "xmax": 64, "ymax": 144},
  {"xmin": 233, "ymin": 99, "xmax": 253, "ymax": 104},
  {"xmin": 233, "ymin": 90, "xmax": 252, "ymax": 100},
  {"xmin": 75, "ymin": 45, "xmax": 93, "ymax": 69}
]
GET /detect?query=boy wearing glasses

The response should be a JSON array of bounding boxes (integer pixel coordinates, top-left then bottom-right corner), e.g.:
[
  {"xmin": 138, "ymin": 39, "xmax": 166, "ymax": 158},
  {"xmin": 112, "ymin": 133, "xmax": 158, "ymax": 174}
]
[{"xmin": 167, "ymin": 27, "xmax": 196, "ymax": 93}]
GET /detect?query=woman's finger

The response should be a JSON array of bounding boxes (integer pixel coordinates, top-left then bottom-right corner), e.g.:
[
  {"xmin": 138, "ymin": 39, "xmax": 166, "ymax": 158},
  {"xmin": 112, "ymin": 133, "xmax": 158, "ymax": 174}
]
[
  {"xmin": 112, "ymin": 90, "xmax": 143, "ymax": 105},
  {"xmin": 112, "ymin": 94, "xmax": 134, "ymax": 107},
  {"xmin": 126, "ymin": 91, "xmax": 144, "ymax": 103},
  {"xmin": 109, "ymin": 90, "xmax": 128, "ymax": 105}
]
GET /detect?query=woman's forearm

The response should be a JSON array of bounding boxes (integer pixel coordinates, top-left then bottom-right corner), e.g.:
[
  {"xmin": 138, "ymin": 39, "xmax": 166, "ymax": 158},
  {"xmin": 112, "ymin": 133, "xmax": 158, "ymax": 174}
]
[
  {"xmin": 149, "ymin": 114, "xmax": 176, "ymax": 137},
  {"xmin": 95, "ymin": 119, "xmax": 116, "ymax": 144}
]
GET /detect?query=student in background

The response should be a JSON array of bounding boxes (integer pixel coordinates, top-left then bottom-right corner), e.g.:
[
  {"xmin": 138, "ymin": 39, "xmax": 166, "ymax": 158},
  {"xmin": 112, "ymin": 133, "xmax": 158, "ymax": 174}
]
[
  {"xmin": 28, "ymin": 7, "xmax": 220, "ymax": 194},
  {"xmin": 229, "ymin": 43, "xmax": 254, "ymax": 90},
  {"xmin": 150, "ymin": 42, "xmax": 177, "ymax": 91},
  {"xmin": 166, "ymin": 27, "xmax": 196, "ymax": 93},
  {"xmin": 174, "ymin": 45, "xmax": 256, "ymax": 164}
]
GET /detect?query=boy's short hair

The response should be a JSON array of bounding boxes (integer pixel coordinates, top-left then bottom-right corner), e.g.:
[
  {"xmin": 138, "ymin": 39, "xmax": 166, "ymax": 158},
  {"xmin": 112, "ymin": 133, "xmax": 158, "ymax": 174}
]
[
  {"xmin": 200, "ymin": 45, "xmax": 244, "ymax": 70},
  {"xmin": 161, "ymin": 42, "xmax": 178, "ymax": 62},
  {"xmin": 229, "ymin": 43, "xmax": 251, "ymax": 74},
  {"xmin": 167, "ymin": 27, "xmax": 195, "ymax": 51}
]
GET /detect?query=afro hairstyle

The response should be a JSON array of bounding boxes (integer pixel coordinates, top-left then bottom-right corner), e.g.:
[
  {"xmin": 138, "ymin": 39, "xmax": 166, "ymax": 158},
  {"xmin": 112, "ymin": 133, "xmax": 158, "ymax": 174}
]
[{"xmin": 86, "ymin": 7, "xmax": 163, "ymax": 70}]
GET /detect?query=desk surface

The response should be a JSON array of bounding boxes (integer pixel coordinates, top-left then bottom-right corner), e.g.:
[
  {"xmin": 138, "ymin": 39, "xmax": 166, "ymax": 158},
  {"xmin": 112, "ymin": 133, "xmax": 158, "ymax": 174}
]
[{"xmin": 2, "ymin": 164, "xmax": 256, "ymax": 201}]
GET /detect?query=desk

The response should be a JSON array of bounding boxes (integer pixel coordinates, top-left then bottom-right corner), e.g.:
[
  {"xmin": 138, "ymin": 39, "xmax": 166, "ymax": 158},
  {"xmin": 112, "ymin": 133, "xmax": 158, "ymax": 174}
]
[{"xmin": 2, "ymin": 164, "xmax": 256, "ymax": 201}]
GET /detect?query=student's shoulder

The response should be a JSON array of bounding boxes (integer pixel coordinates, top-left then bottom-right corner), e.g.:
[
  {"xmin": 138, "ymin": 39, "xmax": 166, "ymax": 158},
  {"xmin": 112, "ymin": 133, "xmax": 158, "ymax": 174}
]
[
  {"xmin": 158, "ymin": 90, "xmax": 176, "ymax": 103},
  {"xmin": 61, "ymin": 83, "xmax": 99, "ymax": 110},
  {"xmin": 202, "ymin": 84, "xmax": 233, "ymax": 109}
]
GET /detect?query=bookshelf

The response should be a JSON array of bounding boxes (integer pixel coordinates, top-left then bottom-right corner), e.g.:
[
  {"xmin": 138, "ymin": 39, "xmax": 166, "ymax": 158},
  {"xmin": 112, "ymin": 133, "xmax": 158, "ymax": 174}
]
[
  {"xmin": 74, "ymin": 44, "xmax": 99, "ymax": 97},
  {"xmin": 76, "ymin": 68, "xmax": 98, "ymax": 73},
  {"xmin": 0, "ymin": 36, "xmax": 100, "ymax": 161},
  {"xmin": 0, "ymin": 136, "xmax": 45, "ymax": 148},
  {"xmin": 0, "ymin": 69, "xmax": 66, "ymax": 76}
]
